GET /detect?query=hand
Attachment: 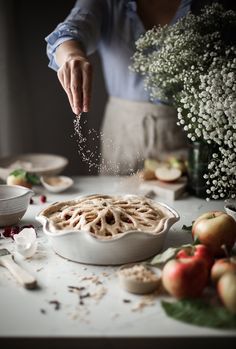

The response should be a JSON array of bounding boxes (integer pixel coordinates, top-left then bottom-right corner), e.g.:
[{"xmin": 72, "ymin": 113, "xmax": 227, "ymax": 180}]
[
  {"xmin": 55, "ymin": 40, "xmax": 92, "ymax": 114},
  {"xmin": 57, "ymin": 56, "xmax": 92, "ymax": 114}
]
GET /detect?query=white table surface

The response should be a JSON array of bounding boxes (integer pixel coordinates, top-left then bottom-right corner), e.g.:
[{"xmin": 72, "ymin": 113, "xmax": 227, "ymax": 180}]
[{"xmin": 0, "ymin": 176, "xmax": 235, "ymax": 347}]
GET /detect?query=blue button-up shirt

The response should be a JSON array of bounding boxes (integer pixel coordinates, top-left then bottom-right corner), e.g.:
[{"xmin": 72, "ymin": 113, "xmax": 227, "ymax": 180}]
[{"xmin": 45, "ymin": 0, "xmax": 192, "ymax": 103}]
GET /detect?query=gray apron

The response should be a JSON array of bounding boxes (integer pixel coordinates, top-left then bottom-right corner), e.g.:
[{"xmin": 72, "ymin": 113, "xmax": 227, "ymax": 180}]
[{"xmin": 100, "ymin": 97, "xmax": 188, "ymax": 175}]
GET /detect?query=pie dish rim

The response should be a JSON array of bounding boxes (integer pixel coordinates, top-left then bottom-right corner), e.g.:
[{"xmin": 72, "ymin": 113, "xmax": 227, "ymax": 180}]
[
  {"xmin": 36, "ymin": 194, "xmax": 180, "ymax": 241},
  {"xmin": 35, "ymin": 194, "xmax": 180, "ymax": 265}
]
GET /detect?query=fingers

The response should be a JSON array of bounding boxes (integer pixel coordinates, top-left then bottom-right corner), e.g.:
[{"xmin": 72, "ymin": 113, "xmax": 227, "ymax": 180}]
[
  {"xmin": 82, "ymin": 61, "xmax": 92, "ymax": 113},
  {"xmin": 58, "ymin": 68, "xmax": 74, "ymax": 112},
  {"xmin": 70, "ymin": 64, "xmax": 82, "ymax": 115},
  {"xmin": 57, "ymin": 59, "xmax": 92, "ymax": 115}
]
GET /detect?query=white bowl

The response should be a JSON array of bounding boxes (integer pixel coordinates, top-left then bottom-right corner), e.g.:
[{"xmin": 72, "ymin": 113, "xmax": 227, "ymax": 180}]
[
  {"xmin": 40, "ymin": 175, "xmax": 74, "ymax": 193},
  {"xmin": 118, "ymin": 263, "xmax": 162, "ymax": 294},
  {"xmin": 224, "ymin": 204, "xmax": 236, "ymax": 221},
  {"xmin": 0, "ymin": 185, "xmax": 34, "ymax": 227},
  {"xmin": 36, "ymin": 198, "xmax": 179, "ymax": 265},
  {"xmin": 0, "ymin": 153, "xmax": 68, "ymax": 180}
]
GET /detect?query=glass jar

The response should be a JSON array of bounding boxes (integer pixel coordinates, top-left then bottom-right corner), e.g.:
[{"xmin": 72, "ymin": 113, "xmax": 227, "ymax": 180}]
[{"xmin": 187, "ymin": 141, "xmax": 215, "ymax": 198}]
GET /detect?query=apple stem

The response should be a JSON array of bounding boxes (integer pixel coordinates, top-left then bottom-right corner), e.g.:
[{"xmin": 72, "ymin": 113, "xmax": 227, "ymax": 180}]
[
  {"xmin": 221, "ymin": 244, "xmax": 230, "ymax": 258},
  {"xmin": 207, "ymin": 214, "xmax": 215, "ymax": 219}
]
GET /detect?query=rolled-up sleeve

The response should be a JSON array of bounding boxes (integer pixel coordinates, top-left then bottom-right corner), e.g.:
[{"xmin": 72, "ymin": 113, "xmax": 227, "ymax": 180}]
[{"xmin": 45, "ymin": 0, "xmax": 108, "ymax": 71}]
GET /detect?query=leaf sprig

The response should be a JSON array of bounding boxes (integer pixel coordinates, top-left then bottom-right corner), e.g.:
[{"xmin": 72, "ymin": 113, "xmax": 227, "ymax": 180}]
[
  {"xmin": 162, "ymin": 299, "xmax": 236, "ymax": 329},
  {"xmin": 10, "ymin": 169, "xmax": 40, "ymax": 185}
]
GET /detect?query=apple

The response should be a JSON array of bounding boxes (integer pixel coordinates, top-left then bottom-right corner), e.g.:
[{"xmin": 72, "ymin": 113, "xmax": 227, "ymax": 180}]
[
  {"xmin": 139, "ymin": 169, "xmax": 156, "ymax": 181},
  {"xmin": 155, "ymin": 166, "xmax": 181, "ymax": 183},
  {"xmin": 167, "ymin": 156, "xmax": 187, "ymax": 175},
  {"xmin": 7, "ymin": 174, "xmax": 32, "ymax": 189},
  {"xmin": 211, "ymin": 257, "xmax": 236, "ymax": 284},
  {"xmin": 144, "ymin": 158, "xmax": 160, "ymax": 172},
  {"xmin": 217, "ymin": 271, "xmax": 236, "ymax": 314},
  {"xmin": 176, "ymin": 244, "xmax": 214, "ymax": 272},
  {"xmin": 192, "ymin": 211, "xmax": 236, "ymax": 257},
  {"xmin": 162, "ymin": 258, "xmax": 208, "ymax": 299}
]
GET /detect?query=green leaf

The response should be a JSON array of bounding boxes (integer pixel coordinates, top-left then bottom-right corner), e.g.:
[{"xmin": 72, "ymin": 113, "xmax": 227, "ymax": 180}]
[
  {"xmin": 10, "ymin": 169, "xmax": 27, "ymax": 177},
  {"xmin": 182, "ymin": 224, "xmax": 192, "ymax": 231},
  {"xmin": 26, "ymin": 172, "xmax": 40, "ymax": 185},
  {"xmin": 161, "ymin": 299, "xmax": 236, "ymax": 329},
  {"xmin": 9, "ymin": 168, "xmax": 40, "ymax": 185},
  {"xmin": 193, "ymin": 236, "xmax": 201, "ymax": 245},
  {"xmin": 182, "ymin": 221, "xmax": 195, "ymax": 232},
  {"xmin": 150, "ymin": 244, "xmax": 193, "ymax": 266}
]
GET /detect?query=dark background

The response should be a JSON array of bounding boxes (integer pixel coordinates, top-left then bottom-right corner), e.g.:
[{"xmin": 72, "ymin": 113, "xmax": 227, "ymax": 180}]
[
  {"xmin": 7, "ymin": 0, "xmax": 108, "ymax": 175},
  {"xmin": 1, "ymin": 0, "xmax": 235, "ymax": 176}
]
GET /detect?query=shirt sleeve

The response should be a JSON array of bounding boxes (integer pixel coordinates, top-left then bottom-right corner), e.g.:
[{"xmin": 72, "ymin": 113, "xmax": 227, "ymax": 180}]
[{"xmin": 45, "ymin": 0, "xmax": 108, "ymax": 71}]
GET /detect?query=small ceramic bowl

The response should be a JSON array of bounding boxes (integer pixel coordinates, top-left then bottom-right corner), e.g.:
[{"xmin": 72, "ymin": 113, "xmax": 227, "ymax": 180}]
[
  {"xmin": 224, "ymin": 203, "xmax": 236, "ymax": 221},
  {"xmin": 40, "ymin": 175, "xmax": 74, "ymax": 193},
  {"xmin": 118, "ymin": 263, "xmax": 162, "ymax": 294},
  {"xmin": 0, "ymin": 185, "xmax": 34, "ymax": 227}
]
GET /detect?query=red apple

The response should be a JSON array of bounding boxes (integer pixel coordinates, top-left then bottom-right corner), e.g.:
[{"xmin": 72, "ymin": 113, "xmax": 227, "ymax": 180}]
[
  {"xmin": 217, "ymin": 271, "xmax": 236, "ymax": 314},
  {"xmin": 176, "ymin": 244, "xmax": 214, "ymax": 272},
  {"xmin": 162, "ymin": 258, "xmax": 208, "ymax": 299},
  {"xmin": 211, "ymin": 257, "xmax": 236, "ymax": 284},
  {"xmin": 192, "ymin": 211, "xmax": 236, "ymax": 257}
]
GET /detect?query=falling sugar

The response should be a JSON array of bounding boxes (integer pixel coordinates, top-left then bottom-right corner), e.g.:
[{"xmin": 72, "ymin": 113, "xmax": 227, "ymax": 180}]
[{"xmin": 73, "ymin": 114, "xmax": 144, "ymax": 176}]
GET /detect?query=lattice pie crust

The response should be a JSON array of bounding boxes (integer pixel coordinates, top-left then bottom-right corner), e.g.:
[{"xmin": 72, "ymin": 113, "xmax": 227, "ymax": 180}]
[{"xmin": 40, "ymin": 194, "xmax": 173, "ymax": 239}]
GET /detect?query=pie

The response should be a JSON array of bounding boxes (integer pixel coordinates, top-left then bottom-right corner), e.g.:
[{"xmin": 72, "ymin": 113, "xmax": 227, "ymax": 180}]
[{"xmin": 40, "ymin": 194, "xmax": 173, "ymax": 239}]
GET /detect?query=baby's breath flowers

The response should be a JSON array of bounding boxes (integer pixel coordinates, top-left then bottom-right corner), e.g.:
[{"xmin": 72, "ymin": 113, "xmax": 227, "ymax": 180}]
[{"xmin": 132, "ymin": 4, "xmax": 236, "ymax": 200}]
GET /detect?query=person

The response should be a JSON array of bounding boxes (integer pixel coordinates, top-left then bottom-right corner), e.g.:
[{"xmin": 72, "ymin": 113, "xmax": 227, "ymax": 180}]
[{"xmin": 45, "ymin": 0, "xmax": 205, "ymax": 175}]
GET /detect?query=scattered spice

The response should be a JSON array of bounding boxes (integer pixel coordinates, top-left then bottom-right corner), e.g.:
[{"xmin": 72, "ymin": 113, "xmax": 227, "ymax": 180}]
[
  {"xmin": 49, "ymin": 300, "xmax": 61, "ymax": 310},
  {"xmin": 80, "ymin": 275, "xmax": 102, "ymax": 285},
  {"xmin": 131, "ymin": 294, "xmax": 155, "ymax": 312},
  {"xmin": 101, "ymin": 272, "xmax": 110, "ymax": 277},
  {"xmin": 80, "ymin": 292, "xmax": 91, "ymax": 299},
  {"xmin": 79, "ymin": 292, "xmax": 91, "ymax": 305},
  {"xmin": 91, "ymin": 285, "xmax": 107, "ymax": 301},
  {"xmin": 36, "ymin": 267, "xmax": 44, "ymax": 272},
  {"xmin": 123, "ymin": 299, "xmax": 131, "ymax": 303},
  {"xmin": 68, "ymin": 285, "xmax": 86, "ymax": 292},
  {"xmin": 144, "ymin": 190, "xmax": 156, "ymax": 199}
]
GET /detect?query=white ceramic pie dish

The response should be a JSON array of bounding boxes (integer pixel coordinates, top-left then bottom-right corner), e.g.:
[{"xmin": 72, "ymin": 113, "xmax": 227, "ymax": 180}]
[{"xmin": 36, "ymin": 195, "xmax": 179, "ymax": 265}]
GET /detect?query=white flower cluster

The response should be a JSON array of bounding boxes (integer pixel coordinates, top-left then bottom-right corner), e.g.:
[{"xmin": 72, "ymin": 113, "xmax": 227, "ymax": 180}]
[
  {"xmin": 178, "ymin": 49, "xmax": 236, "ymax": 199},
  {"xmin": 132, "ymin": 4, "xmax": 236, "ymax": 199}
]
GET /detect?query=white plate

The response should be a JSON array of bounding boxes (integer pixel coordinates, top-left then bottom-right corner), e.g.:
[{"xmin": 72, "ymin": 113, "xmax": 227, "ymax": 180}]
[
  {"xmin": 0, "ymin": 153, "xmax": 68, "ymax": 180},
  {"xmin": 36, "ymin": 197, "xmax": 180, "ymax": 266}
]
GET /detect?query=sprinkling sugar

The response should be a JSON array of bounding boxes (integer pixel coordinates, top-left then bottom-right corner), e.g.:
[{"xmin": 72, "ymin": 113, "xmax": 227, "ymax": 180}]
[{"xmin": 73, "ymin": 114, "xmax": 144, "ymax": 175}]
